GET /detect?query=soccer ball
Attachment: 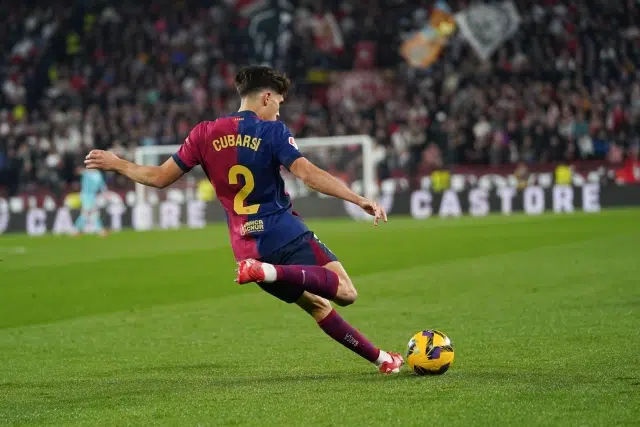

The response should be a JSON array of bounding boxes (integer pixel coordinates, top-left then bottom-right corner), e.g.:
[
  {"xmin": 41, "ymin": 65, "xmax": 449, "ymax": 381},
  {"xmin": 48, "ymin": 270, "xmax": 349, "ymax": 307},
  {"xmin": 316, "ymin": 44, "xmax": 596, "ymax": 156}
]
[{"xmin": 406, "ymin": 330, "xmax": 455, "ymax": 375}]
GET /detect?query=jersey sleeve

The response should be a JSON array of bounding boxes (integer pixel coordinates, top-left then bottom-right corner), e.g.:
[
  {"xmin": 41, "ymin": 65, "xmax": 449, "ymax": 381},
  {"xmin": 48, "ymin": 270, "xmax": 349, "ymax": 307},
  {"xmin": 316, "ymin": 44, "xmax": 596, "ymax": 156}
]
[
  {"xmin": 271, "ymin": 122, "xmax": 303, "ymax": 170},
  {"xmin": 172, "ymin": 123, "xmax": 204, "ymax": 172}
]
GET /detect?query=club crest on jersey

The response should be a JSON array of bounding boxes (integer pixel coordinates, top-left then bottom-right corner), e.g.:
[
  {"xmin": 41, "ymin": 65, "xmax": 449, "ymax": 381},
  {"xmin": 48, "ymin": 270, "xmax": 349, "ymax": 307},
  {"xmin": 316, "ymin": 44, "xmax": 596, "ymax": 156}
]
[{"xmin": 289, "ymin": 137, "xmax": 298, "ymax": 150}]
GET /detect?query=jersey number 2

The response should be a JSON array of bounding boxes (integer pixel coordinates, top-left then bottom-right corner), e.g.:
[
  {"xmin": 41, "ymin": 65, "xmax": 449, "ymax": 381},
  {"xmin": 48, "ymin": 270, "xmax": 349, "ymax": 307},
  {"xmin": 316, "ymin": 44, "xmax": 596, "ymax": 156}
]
[{"xmin": 228, "ymin": 165, "xmax": 260, "ymax": 215}]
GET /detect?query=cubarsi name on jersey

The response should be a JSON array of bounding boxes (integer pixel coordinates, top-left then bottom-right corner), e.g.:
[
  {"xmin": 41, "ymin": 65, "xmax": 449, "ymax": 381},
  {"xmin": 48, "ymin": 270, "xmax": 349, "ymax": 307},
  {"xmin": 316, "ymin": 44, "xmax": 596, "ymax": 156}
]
[{"xmin": 213, "ymin": 134, "xmax": 262, "ymax": 152}]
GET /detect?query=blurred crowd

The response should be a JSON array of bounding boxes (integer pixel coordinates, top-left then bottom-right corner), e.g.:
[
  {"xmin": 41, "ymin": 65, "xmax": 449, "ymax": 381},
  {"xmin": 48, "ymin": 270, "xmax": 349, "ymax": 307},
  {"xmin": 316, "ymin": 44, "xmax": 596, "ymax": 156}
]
[{"xmin": 1, "ymin": 0, "xmax": 640, "ymax": 196}]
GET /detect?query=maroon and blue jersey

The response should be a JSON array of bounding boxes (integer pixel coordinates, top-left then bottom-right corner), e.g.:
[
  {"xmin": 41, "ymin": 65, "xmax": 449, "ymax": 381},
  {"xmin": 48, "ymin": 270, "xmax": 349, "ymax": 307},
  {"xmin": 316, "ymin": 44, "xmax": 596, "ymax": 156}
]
[{"xmin": 172, "ymin": 111, "xmax": 309, "ymax": 261}]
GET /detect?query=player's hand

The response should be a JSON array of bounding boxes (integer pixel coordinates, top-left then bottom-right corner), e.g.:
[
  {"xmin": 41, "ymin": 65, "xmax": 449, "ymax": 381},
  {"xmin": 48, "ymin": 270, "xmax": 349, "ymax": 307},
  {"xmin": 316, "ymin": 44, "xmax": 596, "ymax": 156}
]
[
  {"xmin": 358, "ymin": 198, "xmax": 388, "ymax": 226},
  {"xmin": 85, "ymin": 150, "xmax": 121, "ymax": 171}
]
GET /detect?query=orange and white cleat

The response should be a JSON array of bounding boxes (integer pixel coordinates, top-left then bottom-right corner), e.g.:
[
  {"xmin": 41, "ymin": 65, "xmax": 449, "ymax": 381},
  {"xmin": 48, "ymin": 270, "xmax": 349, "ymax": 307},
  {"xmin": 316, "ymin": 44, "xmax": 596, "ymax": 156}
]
[
  {"xmin": 379, "ymin": 352, "xmax": 404, "ymax": 374},
  {"xmin": 235, "ymin": 259, "xmax": 266, "ymax": 284}
]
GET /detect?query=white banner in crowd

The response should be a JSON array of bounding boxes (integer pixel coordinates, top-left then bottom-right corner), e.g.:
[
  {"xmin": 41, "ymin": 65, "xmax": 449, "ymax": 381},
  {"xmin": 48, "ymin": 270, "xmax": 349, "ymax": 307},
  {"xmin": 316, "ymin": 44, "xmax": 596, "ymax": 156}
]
[
  {"xmin": 407, "ymin": 185, "xmax": 601, "ymax": 220},
  {"xmin": 455, "ymin": 1, "xmax": 521, "ymax": 60},
  {"xmin": 0, "ymin": 184, "xmax": 627, "ymax": 236}
]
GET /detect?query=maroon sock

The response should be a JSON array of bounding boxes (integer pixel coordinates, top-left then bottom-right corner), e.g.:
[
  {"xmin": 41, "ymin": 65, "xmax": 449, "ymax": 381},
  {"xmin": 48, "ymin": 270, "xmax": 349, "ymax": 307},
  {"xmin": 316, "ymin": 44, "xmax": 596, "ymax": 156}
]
[
  {"xmin": 317, "ymin": 309, "xmax": 381, "ymax": 363},
  {"xmin": 275, "ymin": 265, "xmax": 339, "ymax": 300}
]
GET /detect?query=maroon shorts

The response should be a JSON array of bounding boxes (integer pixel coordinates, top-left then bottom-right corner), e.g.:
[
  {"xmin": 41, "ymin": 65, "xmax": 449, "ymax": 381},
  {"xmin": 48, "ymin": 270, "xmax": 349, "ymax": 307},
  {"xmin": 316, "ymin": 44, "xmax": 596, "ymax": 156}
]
[{"xmin": 257, "ymin": 231, "xmax": 338, "ymax": 303}]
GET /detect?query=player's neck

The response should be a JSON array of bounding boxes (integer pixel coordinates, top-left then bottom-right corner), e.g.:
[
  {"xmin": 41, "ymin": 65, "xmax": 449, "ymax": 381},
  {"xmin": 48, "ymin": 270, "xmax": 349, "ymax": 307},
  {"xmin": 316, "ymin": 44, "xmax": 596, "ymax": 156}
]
[{"xmin": 237, "ymin": 102, "xmax": 260, "ymax": 117}]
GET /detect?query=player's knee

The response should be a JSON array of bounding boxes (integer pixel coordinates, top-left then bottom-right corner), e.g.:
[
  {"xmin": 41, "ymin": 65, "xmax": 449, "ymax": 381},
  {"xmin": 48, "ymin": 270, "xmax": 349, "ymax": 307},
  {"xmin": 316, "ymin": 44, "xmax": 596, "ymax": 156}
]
[{"xmin": 335, "ymin": 281, "xmax": 357, "ymax": 306}]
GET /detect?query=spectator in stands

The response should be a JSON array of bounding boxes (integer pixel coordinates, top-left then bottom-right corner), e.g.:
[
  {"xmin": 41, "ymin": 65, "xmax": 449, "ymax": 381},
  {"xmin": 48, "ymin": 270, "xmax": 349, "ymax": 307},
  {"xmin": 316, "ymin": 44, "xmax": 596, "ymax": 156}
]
[{"xmin": 0, "ymin": 0, "xmax": 639, "ymax": 196}]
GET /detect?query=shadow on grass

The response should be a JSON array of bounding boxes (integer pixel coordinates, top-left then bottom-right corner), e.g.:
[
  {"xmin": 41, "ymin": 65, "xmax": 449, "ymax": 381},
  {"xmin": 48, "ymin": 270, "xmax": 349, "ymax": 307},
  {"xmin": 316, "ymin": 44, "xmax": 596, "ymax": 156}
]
[
  {"xmin": 135, "ymin": 362, "xmax": 225, "ymax": 373},
  {"xmin": 2, "ymin": 362, "xmax": 621, "ymax": 409},
  {"xmin": 0, "ymin": 362, "xmax": 408, "ymax": 401},
  {"xmin": 613, "ymin": 376, "xmax": 640, "ymax": 387}
]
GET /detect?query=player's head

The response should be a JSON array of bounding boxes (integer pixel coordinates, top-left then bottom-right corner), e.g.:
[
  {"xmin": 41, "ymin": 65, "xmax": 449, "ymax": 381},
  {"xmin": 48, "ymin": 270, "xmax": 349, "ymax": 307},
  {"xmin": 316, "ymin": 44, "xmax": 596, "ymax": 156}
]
[{"xmin": 235, "ymin": 66, "xmax": 290, "ymax": 121}]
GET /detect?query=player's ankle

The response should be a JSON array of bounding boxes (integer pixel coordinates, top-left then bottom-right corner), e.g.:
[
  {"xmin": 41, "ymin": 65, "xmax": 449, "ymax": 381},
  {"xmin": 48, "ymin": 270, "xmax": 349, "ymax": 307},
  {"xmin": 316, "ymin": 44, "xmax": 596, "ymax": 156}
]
[
  {"xmin": 374, "ymin": 350, "xmax": 393, "ymax": 366},
  {"xmin": 261, "ymin": 262, "xmax": 277, "ymax": 283}
]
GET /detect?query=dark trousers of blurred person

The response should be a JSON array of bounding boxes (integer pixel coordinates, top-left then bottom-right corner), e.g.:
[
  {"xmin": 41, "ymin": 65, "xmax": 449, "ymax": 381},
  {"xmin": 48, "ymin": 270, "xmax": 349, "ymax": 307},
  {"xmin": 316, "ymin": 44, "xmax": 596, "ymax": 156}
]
[
  {"xmin": 6, "ymin": 159, "xmax": 22, "ymax": 197},
  {"xmin": 408, "ymin": 146, "xmax": 424, "ymax": 188},
  {"xmin": 47, "ymin": 172, "xmax": 63, "ymax": 199},
  {"xmin": 0, "ymin": 168, "xmax": 5, "ymax": 195},
  {"xmin": 377, "ymin": 161, "xmax": 391, "ymax": 181},
  {"xmin": 62, "ymin": 153, "xmax": 79, "ymax": 188}
]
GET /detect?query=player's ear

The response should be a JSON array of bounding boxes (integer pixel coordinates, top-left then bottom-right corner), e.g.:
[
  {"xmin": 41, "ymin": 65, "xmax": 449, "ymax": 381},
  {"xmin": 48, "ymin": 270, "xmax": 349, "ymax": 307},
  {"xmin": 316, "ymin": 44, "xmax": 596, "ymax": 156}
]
[{"xmin": 263, "ymin": 91, "xmax": 271, "ymax": 106}]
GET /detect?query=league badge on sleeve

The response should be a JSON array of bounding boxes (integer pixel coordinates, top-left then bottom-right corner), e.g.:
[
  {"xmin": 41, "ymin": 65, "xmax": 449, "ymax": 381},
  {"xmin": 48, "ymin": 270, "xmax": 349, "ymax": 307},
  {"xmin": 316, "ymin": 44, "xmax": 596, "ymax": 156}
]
[{"xmin": 288, "ymin": 137, "xmax": 299, "ymax": 150}]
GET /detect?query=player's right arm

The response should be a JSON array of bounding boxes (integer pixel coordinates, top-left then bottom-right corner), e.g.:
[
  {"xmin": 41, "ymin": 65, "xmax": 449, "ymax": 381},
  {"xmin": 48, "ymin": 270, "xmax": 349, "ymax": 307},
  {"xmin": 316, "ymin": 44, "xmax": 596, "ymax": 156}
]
[
  {"xmin": 272, "ymin": 123, "xmax": 387, "ymax": 225},
  {"xmin": 289, "ymin": 157, "xmax": 387, "ymax": 225},
  {"xmin": 288, "ymin": 157, "xmax": 361, "ymax": 205}
]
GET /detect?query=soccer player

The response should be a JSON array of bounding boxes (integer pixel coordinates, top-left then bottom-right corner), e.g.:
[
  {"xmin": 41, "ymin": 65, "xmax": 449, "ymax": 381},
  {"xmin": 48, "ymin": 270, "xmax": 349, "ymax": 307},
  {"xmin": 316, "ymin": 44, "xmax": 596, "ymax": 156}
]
[
  {"xmin": 84, "ymin": 66, "xmax": 403, "ymax": 374},
  {"xmin": 73, "ymin": 168, "xmax": 108, "ymax": 237}
]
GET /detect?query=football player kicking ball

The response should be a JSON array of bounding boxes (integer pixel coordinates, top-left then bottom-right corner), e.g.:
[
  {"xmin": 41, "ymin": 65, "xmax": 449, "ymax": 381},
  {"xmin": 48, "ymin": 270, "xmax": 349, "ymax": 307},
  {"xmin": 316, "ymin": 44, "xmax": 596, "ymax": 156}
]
[{"xmin": 84, "ymin": 65, "xmax": 404, "ymax": 374}]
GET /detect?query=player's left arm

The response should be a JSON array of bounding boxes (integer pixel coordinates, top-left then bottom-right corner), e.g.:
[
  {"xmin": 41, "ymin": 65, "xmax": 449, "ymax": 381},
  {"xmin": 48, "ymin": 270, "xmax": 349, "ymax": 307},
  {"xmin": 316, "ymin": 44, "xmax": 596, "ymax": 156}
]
[
  {"xmin": 86, "ymin": 122, "xmax": 205, "ymax": 188},
  {"xmin": 85, "ymin": 152, "xmax": 184, "ymax": 189}
]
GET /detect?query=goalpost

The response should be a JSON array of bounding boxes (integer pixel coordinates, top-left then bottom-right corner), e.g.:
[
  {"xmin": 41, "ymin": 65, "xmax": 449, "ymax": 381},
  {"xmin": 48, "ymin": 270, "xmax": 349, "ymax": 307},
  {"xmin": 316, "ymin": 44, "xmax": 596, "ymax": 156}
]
[{"xmin": 133, "ymin": 135, "xmax": 376, "ymax": 204}]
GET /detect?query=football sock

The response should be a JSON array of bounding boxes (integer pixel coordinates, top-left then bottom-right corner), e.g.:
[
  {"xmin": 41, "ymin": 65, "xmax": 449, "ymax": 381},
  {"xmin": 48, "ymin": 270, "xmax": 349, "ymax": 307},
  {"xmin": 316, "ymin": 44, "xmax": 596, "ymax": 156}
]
[
  {"xmin": 375, "ymin": 350, "xmax": 393, "ymax": 366},
  {"xmin": 317, "ymin": 309, "xmax": 381, "ymax": 363},
  {"xmin": 262, "ymin": 263, "xmax": 339, "ymax": 300}
]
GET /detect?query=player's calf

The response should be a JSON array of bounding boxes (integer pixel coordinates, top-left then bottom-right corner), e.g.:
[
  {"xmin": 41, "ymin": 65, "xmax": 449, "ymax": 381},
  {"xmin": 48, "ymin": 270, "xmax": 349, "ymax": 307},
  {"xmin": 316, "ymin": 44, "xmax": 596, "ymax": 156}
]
[
  {"xmin": 295, "ymin": 291, "xmax": 333, "ymax": 322},
  {"xmin": 295, "ymin": 292, "xmax": 403, "ymax": 374}
]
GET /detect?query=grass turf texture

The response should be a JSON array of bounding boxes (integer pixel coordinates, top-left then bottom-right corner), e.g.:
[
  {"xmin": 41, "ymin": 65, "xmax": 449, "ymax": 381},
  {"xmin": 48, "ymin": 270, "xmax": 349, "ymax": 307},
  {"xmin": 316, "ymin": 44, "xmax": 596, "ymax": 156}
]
[{"xmin": 1, "ymin": 210, "xmax": 639, "ymax": 426}]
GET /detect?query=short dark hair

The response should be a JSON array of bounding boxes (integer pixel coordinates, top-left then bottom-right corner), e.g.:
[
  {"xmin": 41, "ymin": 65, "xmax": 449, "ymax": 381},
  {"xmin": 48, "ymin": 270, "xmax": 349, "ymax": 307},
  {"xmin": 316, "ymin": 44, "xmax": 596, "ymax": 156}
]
[{"xmin": 235, "ymin": 66, "xmax": 291, "ymax": 98}]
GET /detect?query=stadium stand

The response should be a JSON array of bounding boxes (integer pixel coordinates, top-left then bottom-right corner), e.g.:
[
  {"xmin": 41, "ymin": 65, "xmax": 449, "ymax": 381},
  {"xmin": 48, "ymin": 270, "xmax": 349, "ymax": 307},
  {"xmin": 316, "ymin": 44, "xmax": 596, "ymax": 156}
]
[{"xmin": 1, "ymin": 0, "xmax": 639, "ymax": 196}]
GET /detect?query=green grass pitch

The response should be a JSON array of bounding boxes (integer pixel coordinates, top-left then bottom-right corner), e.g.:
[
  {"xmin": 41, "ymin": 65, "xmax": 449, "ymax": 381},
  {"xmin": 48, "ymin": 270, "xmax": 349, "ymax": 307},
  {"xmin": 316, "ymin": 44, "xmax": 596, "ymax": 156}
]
[{"xmin": 1, "ymin": 209, "xmax": 639, "ymax": 426}]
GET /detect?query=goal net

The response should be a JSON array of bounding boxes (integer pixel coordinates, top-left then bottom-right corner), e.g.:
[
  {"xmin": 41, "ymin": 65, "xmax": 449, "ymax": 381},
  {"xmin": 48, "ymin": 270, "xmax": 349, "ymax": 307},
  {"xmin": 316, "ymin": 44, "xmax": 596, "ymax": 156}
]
[{"xmin": 133, "ymin": 135, "xmax": 376, "ymax": 216}]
